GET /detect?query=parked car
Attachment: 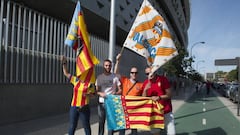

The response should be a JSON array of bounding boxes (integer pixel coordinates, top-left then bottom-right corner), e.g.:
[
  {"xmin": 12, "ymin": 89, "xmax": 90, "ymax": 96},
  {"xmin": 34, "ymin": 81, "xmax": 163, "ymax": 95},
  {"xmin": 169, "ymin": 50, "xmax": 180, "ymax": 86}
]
[
  {"xmin": 222, "ymin": 83, "xmax": 231, "ymax": 97},
  {"xmin": 229, "ymin": 83, "xmax": 239, "ymax": 103},
  {"xmin": 215, "ymin": 82, "xmax": 226, "ymax": 96}
]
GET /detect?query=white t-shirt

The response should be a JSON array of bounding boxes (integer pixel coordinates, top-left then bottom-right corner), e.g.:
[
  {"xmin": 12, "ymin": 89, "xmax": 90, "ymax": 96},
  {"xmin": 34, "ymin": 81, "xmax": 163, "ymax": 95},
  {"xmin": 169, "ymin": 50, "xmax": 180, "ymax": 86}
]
[{"xmin": 95, "ymin": 73, "xmax": 121, "ymax": 103}]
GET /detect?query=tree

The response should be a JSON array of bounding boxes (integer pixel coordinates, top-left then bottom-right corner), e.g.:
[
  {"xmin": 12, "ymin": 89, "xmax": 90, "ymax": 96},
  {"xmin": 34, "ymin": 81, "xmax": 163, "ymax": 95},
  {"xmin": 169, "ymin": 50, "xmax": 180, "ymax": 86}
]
[
  {"xmin": 214, "ymin": 71, "xmax": 227, "ymax": 82},
  {"xmin": 189, "ymin": 72, "xmax": 204, "ymax": 82},
  {"xmin": 226, "ymin": 69, "xmax": 238, "ymax": 81},
  {"xmin": 161, "ymin": 42, "xmax": 203, "ymax": 81},
  {"xmin": 162, "ymin": 42, "xmax": 189, "ymax": 77}
]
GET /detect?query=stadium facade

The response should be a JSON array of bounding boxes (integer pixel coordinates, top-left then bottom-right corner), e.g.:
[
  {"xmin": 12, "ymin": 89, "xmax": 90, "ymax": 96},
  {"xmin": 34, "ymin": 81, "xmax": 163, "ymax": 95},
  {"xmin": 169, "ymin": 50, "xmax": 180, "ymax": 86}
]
[{"xmin": 0, "ymin": 0, "xmax": 190, "ymax": 125}]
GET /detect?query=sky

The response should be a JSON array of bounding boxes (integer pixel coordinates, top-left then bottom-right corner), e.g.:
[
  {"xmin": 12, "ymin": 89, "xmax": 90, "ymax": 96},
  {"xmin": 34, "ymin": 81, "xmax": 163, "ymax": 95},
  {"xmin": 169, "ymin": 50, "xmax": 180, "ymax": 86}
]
[{"xmin": 188, "ymin": 0, "xmax": 240, "ymax": 74}]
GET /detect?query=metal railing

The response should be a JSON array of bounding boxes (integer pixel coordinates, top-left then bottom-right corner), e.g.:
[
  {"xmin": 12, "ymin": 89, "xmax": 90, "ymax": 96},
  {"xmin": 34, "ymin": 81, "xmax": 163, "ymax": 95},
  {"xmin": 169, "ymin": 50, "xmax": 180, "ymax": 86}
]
[{"xmin": 0, "ymin": 0, "xmax": 111, "ymax": 84}]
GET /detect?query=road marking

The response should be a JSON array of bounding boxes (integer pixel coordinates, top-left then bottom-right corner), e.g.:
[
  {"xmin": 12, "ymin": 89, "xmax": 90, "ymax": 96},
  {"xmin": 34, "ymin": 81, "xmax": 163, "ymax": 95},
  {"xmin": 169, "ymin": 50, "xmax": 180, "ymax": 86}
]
[
  {"xmin": 203, "ymin": 108, "xmax": 206, "ymax": 112},
  {"xmin": 202, "ymin": 118, "xmax": 206, "ymax": 125}
]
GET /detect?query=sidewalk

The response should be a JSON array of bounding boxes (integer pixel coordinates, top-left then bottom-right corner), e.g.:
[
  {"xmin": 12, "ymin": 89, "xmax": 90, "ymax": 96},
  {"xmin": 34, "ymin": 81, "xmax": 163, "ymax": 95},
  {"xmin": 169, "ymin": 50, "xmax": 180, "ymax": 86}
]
[
  {"xmin": 213, "ymin": 90, "xmax": 240, "ymax": 122},
  {"xmin": 172, "ymin": 86, "xmax": 195, "ymax": 113},
  {"xmin": 0, "ymin": 86, "xmax": 194, "ymax": 135}
]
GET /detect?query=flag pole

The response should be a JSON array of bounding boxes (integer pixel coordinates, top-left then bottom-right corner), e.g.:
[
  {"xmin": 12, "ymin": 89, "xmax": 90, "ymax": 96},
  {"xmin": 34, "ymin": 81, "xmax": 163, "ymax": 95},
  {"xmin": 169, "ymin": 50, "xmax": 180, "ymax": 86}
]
[
  {"xmin": 119, "ymin": 46, "xmax": 125, "ymax": 55},
  {"xmin": 108, "ymin": 0, "xmax": 116, "ymax": 61}
]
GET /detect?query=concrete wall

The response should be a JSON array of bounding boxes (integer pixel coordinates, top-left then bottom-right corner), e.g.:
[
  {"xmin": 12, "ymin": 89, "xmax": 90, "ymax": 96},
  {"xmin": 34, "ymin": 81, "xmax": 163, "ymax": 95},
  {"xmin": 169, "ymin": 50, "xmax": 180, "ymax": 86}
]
[{"xmin": 0, "ymin": 84, "xmax": 97, "ymax": 125}]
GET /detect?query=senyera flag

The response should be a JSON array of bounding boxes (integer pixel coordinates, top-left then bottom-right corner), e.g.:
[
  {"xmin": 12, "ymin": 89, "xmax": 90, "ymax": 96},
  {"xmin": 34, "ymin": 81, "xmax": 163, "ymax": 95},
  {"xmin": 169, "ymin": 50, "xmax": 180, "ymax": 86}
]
[
  {"xmin": 70, "ymin": 67, "xmax": 95, "ymax": 107},
  {"xmin": 64, "ymin": 1, "xmax": 99, "ymax": 80},
  {"xmin": 123, "ymin": 0, "xmax": 178, "ymax": 74},
  {"xmin": 105, "ymin": 95, "xmax": 164, "ymax": 130}
]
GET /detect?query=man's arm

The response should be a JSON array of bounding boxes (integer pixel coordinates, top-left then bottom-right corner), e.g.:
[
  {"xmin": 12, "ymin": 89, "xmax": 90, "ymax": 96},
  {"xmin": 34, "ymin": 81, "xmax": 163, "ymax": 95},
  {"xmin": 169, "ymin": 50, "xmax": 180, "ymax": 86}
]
[
  {"xmin": 159, "ymin": 88, "xmax": 172, "ymax": 100},
  {"xmin": 142, "ymin": 81, "xmax": 150, "ymax": 96},
  {"xmin": 150, "ymin": 88, "xmax": 172, "ymax": 101},
  {"xmin": 160, "ymin": 77, "xmax": 172, "ymax": 100},
  {"xmin": 154, "ymin": 76, "xmax": 173, "ymax": 101},
  {"xmin": 115, "ymin": 84, "xmax": 122, "ymax": 95},
  {"xmin": 95, "ymin": 79, "xmax": 107, "ymax": 98},
  {"xmin": 114, "ymin": 53, "xmax": 121, "ymax": 74}
]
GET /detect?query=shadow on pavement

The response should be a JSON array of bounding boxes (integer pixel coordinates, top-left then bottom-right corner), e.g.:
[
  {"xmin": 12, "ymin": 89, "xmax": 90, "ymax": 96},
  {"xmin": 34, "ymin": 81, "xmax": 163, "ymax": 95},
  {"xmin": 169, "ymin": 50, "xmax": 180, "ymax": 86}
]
[
  {"xmin": 176, "ymin": 126, "xmax": 227, "ymax": 135},
  {"xmin": 175, "ymin": 90, "xmax": 230, "ymax": 120},
  {"xmin": 175, "ymin": 105, "xmax": 228, "ymax": 120}
]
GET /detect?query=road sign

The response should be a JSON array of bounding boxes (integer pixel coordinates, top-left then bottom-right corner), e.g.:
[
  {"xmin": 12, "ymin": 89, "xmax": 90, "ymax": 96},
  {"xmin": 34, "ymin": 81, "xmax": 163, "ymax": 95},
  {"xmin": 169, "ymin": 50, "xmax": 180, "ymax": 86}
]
[{"xmin": 215, "ymin": 59, "xmax": 237, "ymax": 66}]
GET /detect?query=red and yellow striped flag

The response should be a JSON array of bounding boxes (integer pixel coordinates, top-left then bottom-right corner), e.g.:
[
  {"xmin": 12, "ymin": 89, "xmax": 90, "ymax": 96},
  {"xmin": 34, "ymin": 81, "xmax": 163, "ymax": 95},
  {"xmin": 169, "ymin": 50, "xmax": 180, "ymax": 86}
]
[
  {"xmin": 70, "ymin": 68, "xmax": 95, "ymax": 107},
  {"xmin": 65, "ymin": 1, "xmax": 99, "ymax": 80}
]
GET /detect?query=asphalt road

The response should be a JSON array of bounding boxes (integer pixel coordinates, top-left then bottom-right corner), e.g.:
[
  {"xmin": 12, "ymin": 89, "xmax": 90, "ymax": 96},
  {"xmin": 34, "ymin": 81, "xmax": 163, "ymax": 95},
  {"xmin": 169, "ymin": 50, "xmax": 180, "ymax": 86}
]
[{"xmin": 174, "ymin": 88, "xmax": 240, "ymax": 135}]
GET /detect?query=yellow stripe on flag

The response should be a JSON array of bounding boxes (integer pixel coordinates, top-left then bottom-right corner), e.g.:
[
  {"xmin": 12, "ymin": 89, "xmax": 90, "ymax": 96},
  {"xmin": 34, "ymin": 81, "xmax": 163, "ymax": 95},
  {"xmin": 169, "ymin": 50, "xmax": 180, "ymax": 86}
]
[
  {"xmin": 162, "ymin": 29, "xmax": 172, "ymax": 38},
  {"xmin": 79, "ymin": 67, "xmax": 96, "ymax": 84},
  {"xmin": 130, "ymin": 124, "xmax": 164, "ymax": 130},
  {"xmin": 129, "ymin": 115, "xmax": 164, "ymax": 121},
  {"xmin": 139, "ymin": 6, "xmax": 151, "ymax": 16},
  {"xmin": 79, "ymin": 15, "xmax": 90, "ymax": 47},
  {"xmin": 156, "ymin": 48, "xmax": 177, "ymax": 56},
  {"xmin": 76, "ymin": 83, "xmax": 84, "ymax": 106},
  {"xmin": 127, "ymin": 108, "xmax": 151, "ymax": 113},
  {"xmin": 126, "ymin": 100, "xmax": 151, "ymax": 106}
]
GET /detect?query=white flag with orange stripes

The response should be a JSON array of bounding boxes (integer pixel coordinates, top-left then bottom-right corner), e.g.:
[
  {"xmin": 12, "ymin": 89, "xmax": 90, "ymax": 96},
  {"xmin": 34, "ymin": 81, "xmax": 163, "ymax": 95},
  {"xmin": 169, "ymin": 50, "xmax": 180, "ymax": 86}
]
[{"xmin": 123, "ymin": 0, "xmax": 178, "ymax": 73}]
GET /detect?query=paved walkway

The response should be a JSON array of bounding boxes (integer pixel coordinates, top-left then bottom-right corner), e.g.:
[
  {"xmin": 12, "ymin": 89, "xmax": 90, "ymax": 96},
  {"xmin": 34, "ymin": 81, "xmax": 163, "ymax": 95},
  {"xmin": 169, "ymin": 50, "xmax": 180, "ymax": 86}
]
[{"xmin": 1, "ymin": 86, "xmax": 239, "ymax": 135}]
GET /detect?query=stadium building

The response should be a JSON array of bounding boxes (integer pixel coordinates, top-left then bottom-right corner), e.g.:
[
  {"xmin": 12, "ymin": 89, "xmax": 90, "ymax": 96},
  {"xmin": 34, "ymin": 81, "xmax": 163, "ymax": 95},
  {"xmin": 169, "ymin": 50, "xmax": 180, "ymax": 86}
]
[{"xmin": 0, "ymin": 0, "xmax": 190, "ymax": 125}]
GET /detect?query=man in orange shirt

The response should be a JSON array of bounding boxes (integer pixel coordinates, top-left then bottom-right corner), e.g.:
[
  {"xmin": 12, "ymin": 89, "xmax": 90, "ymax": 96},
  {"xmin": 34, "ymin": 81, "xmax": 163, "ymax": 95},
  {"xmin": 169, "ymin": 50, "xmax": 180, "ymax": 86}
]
[{"xmin": 114, "ymin": 53, "xmax": 143, "ymax": 135}]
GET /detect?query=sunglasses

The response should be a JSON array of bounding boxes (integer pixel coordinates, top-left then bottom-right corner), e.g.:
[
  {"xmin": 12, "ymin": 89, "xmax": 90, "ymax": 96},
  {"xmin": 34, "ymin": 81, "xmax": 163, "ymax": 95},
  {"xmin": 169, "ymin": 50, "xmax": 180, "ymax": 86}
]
[
  {"xmin": 146, "ymin": 72, "xmax": 156, "ymax": 76},
  {"xmin": 130, "ymin": 72, "xmax": 138, "ymax": 74}
]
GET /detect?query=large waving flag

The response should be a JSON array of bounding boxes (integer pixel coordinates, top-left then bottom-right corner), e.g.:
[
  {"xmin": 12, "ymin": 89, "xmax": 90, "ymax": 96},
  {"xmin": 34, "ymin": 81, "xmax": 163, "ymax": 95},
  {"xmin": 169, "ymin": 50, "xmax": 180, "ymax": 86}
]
[
  {"xmin": 65, "ymin": 1, "xmax": 99, "ymax": 79},
  {"xmin": 123, "ymin": 0, "xmax": 178, "ymax": 74},
  {"xmin": 105, "ymin": 95, "xmax": 164, "ymax": 131}
]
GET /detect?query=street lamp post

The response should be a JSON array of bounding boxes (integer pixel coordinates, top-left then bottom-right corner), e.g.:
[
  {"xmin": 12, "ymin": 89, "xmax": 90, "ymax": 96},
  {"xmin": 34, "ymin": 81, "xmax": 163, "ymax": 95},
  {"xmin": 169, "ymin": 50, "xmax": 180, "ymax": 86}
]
[
  {"xmin": 198, "ymin": 67, "xmax": 206, "ymax": 80},
  {"xmin": 198, "ymin": 66, "xmax": 205, "ymax": 73},
  {"xmin": 109, "ymin": 0, "xmax": 116, "ymax": 61},
  {"xmin": 196, "ymin": 60, "xmax": 205, "ymax": 72},
  {"xmin": 190, "ymin": 41, "xmax": 205, "ymax": 58}
]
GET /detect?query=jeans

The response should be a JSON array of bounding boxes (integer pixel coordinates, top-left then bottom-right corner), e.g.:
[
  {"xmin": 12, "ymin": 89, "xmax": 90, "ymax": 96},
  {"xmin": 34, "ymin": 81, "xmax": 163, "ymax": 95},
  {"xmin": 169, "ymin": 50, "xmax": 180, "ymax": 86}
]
[
  {"xmin": 68, "ymin": 105, "xmax": 91, "ymax": 135},
  {"xmin": 98, "ymin": 103, "xmax": 125, "ymax": 135},
  {"xmin": 130, "ymin": 129, "xmax": 138, "ymax": 135},
  {"xmin": 207, "ymin": 87, "xmax": 210, "ymax": 95}
]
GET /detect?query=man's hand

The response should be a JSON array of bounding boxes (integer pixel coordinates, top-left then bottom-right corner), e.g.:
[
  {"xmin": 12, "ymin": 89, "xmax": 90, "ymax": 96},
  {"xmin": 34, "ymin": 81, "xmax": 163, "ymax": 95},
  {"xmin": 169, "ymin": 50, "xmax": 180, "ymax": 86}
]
[
  {"xmin": 144, "ymin": 82, "xmax": 151, "ymax": 91},
  {"xmin": 151, "ymin": 96, "xmax": 160, "ymax": 101},
  {"xmin": 148, "ymin": 72, "xmax": 155, "ymax": 80},
  {"xmin": 111, "ymin": 91, "xmax": 116, "ymax": 95},
  {"xmin": 98, "ymin": 92, "xmax": 106, "ymax": 98},
  {"xmin": 116, "ymin": 53, "xmax": 121, "ymax": 61}
]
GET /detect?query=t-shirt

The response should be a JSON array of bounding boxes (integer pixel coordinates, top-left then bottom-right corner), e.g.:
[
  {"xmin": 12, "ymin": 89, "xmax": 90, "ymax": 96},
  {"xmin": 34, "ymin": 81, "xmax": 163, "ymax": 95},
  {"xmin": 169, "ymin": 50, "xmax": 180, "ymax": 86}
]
[
  {"xmin": 121, "ymin": 76, "xmax": 143, "ymax": 96},
  {"xmin": 70, "ymin": 75, "xmax": 94, "ymax": 107},
  {"xmin": 142, "ymin": 75, "xmax": 172, "ymax": 114},
  {"xmin": 95, "ymin": 73, "xmax": 121, "ymax": 103}
]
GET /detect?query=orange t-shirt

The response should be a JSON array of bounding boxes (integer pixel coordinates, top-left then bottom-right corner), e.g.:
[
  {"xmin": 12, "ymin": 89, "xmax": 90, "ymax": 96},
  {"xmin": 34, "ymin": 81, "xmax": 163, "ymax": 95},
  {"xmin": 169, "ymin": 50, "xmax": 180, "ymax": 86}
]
[{"xmin": 121, "ymin": 76, "xmax": 143, "ymax": 96}]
